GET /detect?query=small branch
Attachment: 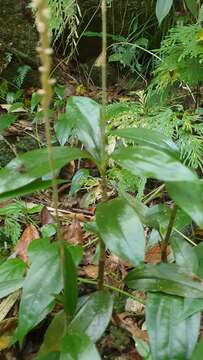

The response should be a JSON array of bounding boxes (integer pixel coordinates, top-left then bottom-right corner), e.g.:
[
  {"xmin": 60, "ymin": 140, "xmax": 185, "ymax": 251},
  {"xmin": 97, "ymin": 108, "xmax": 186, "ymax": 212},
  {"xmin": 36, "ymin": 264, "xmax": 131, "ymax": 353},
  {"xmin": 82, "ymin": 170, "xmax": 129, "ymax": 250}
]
[{"xmin": 161, "ymin": 203, "xmax": 177, "ymax": 262}]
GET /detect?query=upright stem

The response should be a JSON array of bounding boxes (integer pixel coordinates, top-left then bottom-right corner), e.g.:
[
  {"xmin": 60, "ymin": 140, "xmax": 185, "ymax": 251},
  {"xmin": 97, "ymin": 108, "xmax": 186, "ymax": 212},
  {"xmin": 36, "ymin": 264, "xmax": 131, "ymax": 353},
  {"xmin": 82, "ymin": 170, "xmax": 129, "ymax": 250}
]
[
  {"xmin": 161, "ymin": 203, "xmax": 177, "ymax": 262},
  {"xmin": 33, "ymin": 0, "xmax": 65, "ymax": 284},
  {"xmin": 98, "ymin": 0, "xmax": 108, "ymax": 290}
]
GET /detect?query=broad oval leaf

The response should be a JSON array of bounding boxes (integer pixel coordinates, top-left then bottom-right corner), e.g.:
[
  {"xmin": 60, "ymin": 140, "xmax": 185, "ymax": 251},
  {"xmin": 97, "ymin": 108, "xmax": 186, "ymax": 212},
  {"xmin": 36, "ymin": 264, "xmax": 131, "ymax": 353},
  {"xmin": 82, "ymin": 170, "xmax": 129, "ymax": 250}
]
[
  {"xmin": 125, "ymin": 263, "xmax": 203, "ymax": 298},
  {"xmin": 70, "ymin": 291, "xmax": 113, "ymax": 343},
  {"xmin": 113, "ymin": 128, "xmax": 179, "ymax": 157},
  {"xmin": 0, "ymin": 259, "xmax": 26, "ymax": 299},
  {"xmin": 112, "ymin": 146, "xmax": 197, "ymax": 182},
  {"xmin": 16, "ymin": 240, "xmax": 63, "ymax": 344},
  {"xmin": 54, "ymin": 113, "xmax": 73, "ymax": 146},
  {"xmin": 0, "ymin": 179, "xmax": 61, "ymax": 202},
  {"xmin": 66, "ymin": 97, "xmax": 102, "ymax": 164},
  {"xmin": 146, "ymin": 293, "xmax": 200, "ymax": 360},
  {"xmin": 166, "ymin": 180, "xmax": 203, "ymax": 228},
  {"xmin": 60, "ymin": 331, "xmax": 101, "ymax": 360},
  {"xmin": 6, "ymin": 147, "xmax": 84, "ymax": 178},
  {"xmin": 96, "ymin": 197, "xmax": 145, "ymax": 266},
  {"xmin": 156, "ymin": 0, "xmax": 173, "ymax": 25}
]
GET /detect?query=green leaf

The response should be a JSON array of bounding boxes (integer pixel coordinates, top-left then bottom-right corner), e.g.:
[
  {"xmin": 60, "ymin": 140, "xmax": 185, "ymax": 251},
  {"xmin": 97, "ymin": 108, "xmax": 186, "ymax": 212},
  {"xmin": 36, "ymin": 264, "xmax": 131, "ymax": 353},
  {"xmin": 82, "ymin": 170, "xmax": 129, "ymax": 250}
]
[
  {"xmin": 60, "ymin": 331, "xmax": 101, "ymax": 360},
  {"xmin": 16, "ymin": 240, "xmax": 63, "ymax": 344},
  {"xmin": 166, "ymin": 181, "xmax": 203, "ymax": 228},
  {"xmin": 0, "ymin": 179, "xmax": 62, "ymax": 201},
  {"xmin": 112, "ymin": 146, "xmax": 197, "ymax": 182},
  {"xmin": 54, "ymin": 113, "xmax": 73, "ymax": 146},
  {"xmin": 35, "ymin": 353, "xmax": 60, "ymax": 360},
  {"xmin": 146, "ymin": 293, "xmax": 200, "ymax": 360},
  {"xmin": 0, "ymin": 114, "xmax": 17, "ymax": 133},
  {"xmin": 6, "ymin": 147, "xmax": 84, "ymax": 178},
  {"xmin": 70, "ymin": 291, "xmax": 113, "ymax": 342},
  {"xmin": 64, "ymin": 244, "xmax": 83, "ymax": 267},
  {"xmin": 66, "ymin": 97, "xmax": 102, "ymax": 164},
  {"xmin": 96, "ymin": 197, "xmax": 145, "ymax": 266},
  {"xmin": 171, "ymin": 235, "xmax": 198, "ymax": 273},
  {"xmin": 38, "ymin": 311, "xmax": 66, "ymax": 356},
  {"xmin": 125, "ymin": 263, "xmax": 203, "ymax": 298},
  {"xmin": 156, "ymin": 0, "xmax": 173, "ymax": 25},
  {"xmin": 0, "ymin": 279, "xmax": 24, "ymax": 299},
  {"xmin": 63, "ymin": 246, "xmax": 78, "ymax": 319},
  {"xmin": 30, "ymin": 92, "xmax": 41, "ymax": 112},
  {"xmin": 134, "ymin": 338, "xmax": 151, "ymax": 359},
  {"xmin": 113, "ymin": 128, "xmax": 179, "ymax": 157},
  {"xmin": 69, "ymin": 169, "xmax": 89, "ymax": 197},
  {"xmin": 185, "ymin": 0, "xmax": 198, "ymax": 18},
  {"xmin": 192, "ymin": 340, "xmax": 203, "ymax": 360},
  {"xmin": 0, "ymin": 259, "xmax": 26, "ymax": 299}
]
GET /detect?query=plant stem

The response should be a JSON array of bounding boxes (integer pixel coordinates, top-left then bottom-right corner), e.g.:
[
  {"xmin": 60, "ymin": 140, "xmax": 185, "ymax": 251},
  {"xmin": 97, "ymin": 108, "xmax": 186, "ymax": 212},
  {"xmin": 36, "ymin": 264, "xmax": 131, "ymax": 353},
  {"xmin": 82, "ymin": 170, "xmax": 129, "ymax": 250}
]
[
  {"xmin": 161, "ymin": 203, "xmax": 177, "ymax": 262},
  {"xmin": 98, "ymin": 0, "xmax": 108, "ymax": 290},
  {"xmin": 78, "ymin": 277, "xmax": 145, "ymax": 305},
  {"xmin": 33, "ymin": 0, "xmax": 65, "ymax": 293}
]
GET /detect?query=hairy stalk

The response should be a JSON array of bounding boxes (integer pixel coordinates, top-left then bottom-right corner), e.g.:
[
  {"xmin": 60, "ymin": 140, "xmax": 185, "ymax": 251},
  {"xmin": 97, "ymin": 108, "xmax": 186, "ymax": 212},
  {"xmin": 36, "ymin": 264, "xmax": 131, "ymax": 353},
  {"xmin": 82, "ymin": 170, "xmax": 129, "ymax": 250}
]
[
  {"xmin": 33, "ymin": 0, "xmax": 65, "ymax": 292},
  {"xmin": 161, "ymin": 203, "xmax": 177, "ymax": 262},
  {"xmin": 98, "ymin": 0, "xmax": 108, "ymax": 290}
]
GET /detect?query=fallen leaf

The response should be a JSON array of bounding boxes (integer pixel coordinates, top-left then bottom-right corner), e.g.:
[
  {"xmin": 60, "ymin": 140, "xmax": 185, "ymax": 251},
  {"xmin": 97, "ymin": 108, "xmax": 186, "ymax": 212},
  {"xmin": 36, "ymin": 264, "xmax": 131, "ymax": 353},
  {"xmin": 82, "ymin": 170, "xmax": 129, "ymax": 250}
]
[
  {"xmin": 0, "ymin": 335, "xmax": 10, "ymax": 350},
  {"xmin": 145, "ymin": 243, "xmax": 170, "ymax": 264},
  {"xmin": 62, "ymin": 216, "xmax": 83, "ymax": 245},
  {"xmin": 79, "ymin": 265, "xmax": 98, "ymax": 279},
  {"xmin": 40, "ymin": 206, "xmax": 54, "ymax": 225},
  {"xmin": 15, "ymin": 224, "xmax": 39, "ymax": 262},
  {"xmin": 117, "ymin": 313, "xmax": 148, "ymax": 342}
]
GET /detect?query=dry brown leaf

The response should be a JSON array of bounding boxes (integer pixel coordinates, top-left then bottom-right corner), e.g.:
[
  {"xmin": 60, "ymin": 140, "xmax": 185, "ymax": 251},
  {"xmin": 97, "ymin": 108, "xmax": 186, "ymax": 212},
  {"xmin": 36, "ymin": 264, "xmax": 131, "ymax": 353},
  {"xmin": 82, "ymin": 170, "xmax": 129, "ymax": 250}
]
[
  {"xmin": 79, "ymin": 265, "xmax": 98, "ymax": 279},
  {"xmin": 117, "ymin": 313, "xmax": 148, "ymax": 342},
  {"xmin": 145, "ymin": 244, "xmax": 171, "ymax": 264},
  {"xmin": 40, "ymin": 206, "xmax": 54, "ymax": 225},
  {"xmin": 62, "ymin": 217, "xmax": 83, "ymax": 245},
  {"xmin": 15, "ymin": 224, "xmax": 39, "ymax": 262}
]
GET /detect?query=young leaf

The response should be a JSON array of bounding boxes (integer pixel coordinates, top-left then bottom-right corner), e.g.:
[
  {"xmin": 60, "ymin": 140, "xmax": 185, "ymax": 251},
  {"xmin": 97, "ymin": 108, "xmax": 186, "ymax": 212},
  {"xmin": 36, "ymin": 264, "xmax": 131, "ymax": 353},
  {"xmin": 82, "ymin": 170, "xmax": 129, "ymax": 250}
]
[
  {"xmin": 60, "ymin": 331, "xmax": 101, "ymax": 360},
  {"xmin": 185, "ymin": 0, "xmax": 198, "ymax": 18},
  {"xmin": 16, "ymin": 240, "xmax": 63, "ymax": 344},
  {"xmin": 171, "ymin": 235, "xmax": 198, "ymax": 273},
  {"xmin": 0, "ymin": 114, "xmax": 17, "ymax": 133},
  {"xmin": 0, "ymin": 259, "xmax": 26, "ymax": 299},
  {"xmin": 96, "ymin": 197, "xmax": 145, "ymax": 266},
  {"xmin": 63, "ymin": 246, "xmax": 78, "ymax": 319},
  {"xmin": 146, "ymin": 293, "xmax": 200, "ymax": 360},
  {"xmin": 192, "ymin": 340, "xmax": 203, "ymax": 360},
  {"xmin": 166, "ymin": 180, "xmax": 203, "ymax": 228},
  {"xmin": 125, "ymin": 263, "xmax": 203, "ymax": 298},
  {"xmin": 37, "ymin": 311, "xmax": 66, "ymax": 357},
  {"xmin": 112, "ymin": 146, "xmax": 197, "ymax": 182},
  {"xmin": 70, "ymin": 291, "xmax": 113, "ymax": 342},
  {"xmin": 66, "ymin": 97, "xmax": 102, "ymax": 164},
  {"xmin": 156, "ymin": 0, "xmax": 173, "ymax": 25},
  {"xmin": 54, "ymin": 113, "xmax": 73, "ymax": 146},
  {"xmin": 35, "ymin": 353, "xmax": 60, "ymax": 360},
  {"xmin": 113, "ymin": 128, "xmax": 179, "ymax": 157}
]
